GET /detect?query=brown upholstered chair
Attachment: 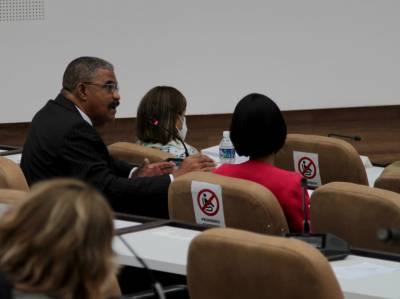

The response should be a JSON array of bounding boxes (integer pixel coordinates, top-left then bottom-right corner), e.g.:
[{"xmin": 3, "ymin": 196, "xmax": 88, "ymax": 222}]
[
  {"xmin": 168, "ymin": 171, "xmax": 289, "ymax": 235},
  {"xmin": 187, "ymin": 228, "xmax": 344, "ymax": 299},
  {"xmin": 0, "ymin": 156, "xmax": 28, "ymax": 205},
  {"xmin": 108, "ymin": 142, "xmax": 174, "ymax": 165},
  {"xmin": 311, "ymin": 182, "xmax": 400, "ymax": 253},
  {"xmin": 275, "ymin": 134, "xmax": 368, "ymax": 186},
  {"xmin": 374, "ymin": 161, "xmax": 400, "ymax": 194},
  {"xmin": 0, "ymin": 156, "xmax": 28, "ymax": 191}
]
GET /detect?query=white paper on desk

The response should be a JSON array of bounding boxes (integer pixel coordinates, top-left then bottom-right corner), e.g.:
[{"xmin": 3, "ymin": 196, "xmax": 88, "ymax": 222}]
[
  {"xmin": 359, "ymin": 155, "xmax": 384, "ymax": 187},
  {"xmin": 201, "ymin": 145, "xmax": 220, "ymax": 159},
  {"xmin": 152, "ymin": 226, "xmax": 200, "ymax": 241},
  {"xmin": 3, "ymin": 154, "xmax": 22, "ymax": 164},
  {"xmin": 332, "ymin": 262, "xmax": 400, "ymax": 280},
  {"xmin": 360, "ymin": 155, "xmax": 373, "ymax": 169},
  {"xmin": 366, "ymin": 166, "xmax": 384, "ymax": 187}
]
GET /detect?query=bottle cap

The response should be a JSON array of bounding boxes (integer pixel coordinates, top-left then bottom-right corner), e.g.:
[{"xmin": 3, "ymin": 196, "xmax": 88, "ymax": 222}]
[{"xmin": 223, "ymin": 131, "xmax": 230, "ymax": 137}]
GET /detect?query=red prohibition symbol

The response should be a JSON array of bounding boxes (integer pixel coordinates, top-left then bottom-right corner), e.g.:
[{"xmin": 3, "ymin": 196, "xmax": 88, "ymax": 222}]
[
  {"xmin": 197, "ymin": 189, "xmax": 220, "ymax": 216},
  {"xmin": 298, "ymin": 157, "xmax": 317, "ymax": 179}
]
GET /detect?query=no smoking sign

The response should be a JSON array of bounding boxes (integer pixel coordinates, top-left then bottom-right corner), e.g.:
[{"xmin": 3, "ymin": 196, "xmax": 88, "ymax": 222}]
[
  {"xmin": 293, "ymin": 151, "xmax": 322, "ymax": 187},
  {"xmin": 191, "ymin": 181, "xmax": 226, "ymax": 227}
]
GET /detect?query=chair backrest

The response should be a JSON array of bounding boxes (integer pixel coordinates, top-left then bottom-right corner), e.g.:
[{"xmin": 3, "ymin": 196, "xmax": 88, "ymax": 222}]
[
  {"xmin": 107, "ymin": 142, "xmax": 174, "ymax": 165},
  {"xmin": 275, "ymin": 134, "xmax": 368, "ymax": 186},
  {"xmin": 168, "ymin": 171, "xmax": 289, "ymax": 235},
  {"xmin": 0, "ymin": 156, "xmax": 28, "ymax": 191},
  {"xmin": 187, "ymin": 228, "xmax": 344, "ymax": 299},
  {"xmin": 374, "ymin": 161, "xmax": 400, "ymax": 193},
  {"xmin": 311, "ymin": 182, "xmax": 400, "ymax": 253}
]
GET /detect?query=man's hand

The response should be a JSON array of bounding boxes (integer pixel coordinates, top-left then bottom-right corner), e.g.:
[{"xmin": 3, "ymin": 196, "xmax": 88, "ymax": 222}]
[
  {"xmin": 134, "ymin": 158, "xmax": 175, "ymax": 177},
  {"xmin": 173, "ymin": 154, "xmax": 216, "ymax": 178}
]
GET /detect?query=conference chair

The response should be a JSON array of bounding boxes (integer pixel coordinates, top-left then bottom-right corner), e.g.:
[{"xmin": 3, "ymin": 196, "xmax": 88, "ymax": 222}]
[
  {"xmin": 311, "ymin": 182, "xmax": 400, "ymax": 253},
  {"xmin": 374, "ymin": 161, "xmax": 400, "ymax": 193},
  {"xmin": 0, "ymin": 156, "xmax": 28, "ymax": 191},
  {"xmin": 275, "ymin": 134, "xmax": 368, "ymax": 187},
  {"xmin": 0, "ymin": 156, "xmax": 28, "ymax": 205},
  {"xmin": 168, "ymin": 171, "xmax": 289, "ymax": 235},
  {"xmin": 187, "ymin": 228, "xmax": 344, "ymax": 299},
  {"xmin": 108, "ymin": 142, "xmax": 174, "ymax": 165}
]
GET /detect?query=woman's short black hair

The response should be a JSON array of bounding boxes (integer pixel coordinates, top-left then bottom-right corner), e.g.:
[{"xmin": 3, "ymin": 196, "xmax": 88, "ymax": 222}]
[
  {"xmin": 230, "ymin": 93, "xmax": 287, "ymax": 159},
  {"xmin": 136, "ymin": 86, "xmax": 187, "ymax": 144}
]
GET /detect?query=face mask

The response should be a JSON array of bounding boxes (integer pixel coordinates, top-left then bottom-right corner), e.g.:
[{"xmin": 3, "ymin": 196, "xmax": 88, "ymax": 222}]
[{"xmin": 177, "ymin": 116, "xmax": 187, "ymax": 141}]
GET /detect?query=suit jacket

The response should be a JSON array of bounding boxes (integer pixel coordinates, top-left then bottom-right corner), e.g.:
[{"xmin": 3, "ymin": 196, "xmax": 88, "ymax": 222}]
[{"xmin": 21, "ymin": 93, "xmax": 171, "ymax": 218}]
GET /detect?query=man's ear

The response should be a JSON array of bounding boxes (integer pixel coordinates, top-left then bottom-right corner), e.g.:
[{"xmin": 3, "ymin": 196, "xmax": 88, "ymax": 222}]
[{"xmin": 76, "ymin": 83, "xmax": 88, "ymax": 100}]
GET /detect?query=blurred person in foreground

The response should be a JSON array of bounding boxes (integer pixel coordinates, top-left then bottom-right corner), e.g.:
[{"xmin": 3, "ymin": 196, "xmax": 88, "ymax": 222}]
[{"xmin": 0, "ymin": 178, "xmax": 120, "ymax": 299}]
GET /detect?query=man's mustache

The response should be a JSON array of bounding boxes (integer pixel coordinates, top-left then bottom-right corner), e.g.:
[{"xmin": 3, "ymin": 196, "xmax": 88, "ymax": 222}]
[{"xmin": 108, "ymin": 101, "xmax": 120, "ymax": 109}]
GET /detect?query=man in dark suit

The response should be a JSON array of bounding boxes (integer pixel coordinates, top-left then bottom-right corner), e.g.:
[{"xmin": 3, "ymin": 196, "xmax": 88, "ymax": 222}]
[{"xmin": 21, "ymin": 56, "xmax": 215, "ymax": 218}]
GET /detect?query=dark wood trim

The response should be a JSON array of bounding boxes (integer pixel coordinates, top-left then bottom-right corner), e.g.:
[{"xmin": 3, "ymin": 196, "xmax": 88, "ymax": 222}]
[{"xmin": 1, "ymin": 105, "xmax": 400, "ymax": 165}]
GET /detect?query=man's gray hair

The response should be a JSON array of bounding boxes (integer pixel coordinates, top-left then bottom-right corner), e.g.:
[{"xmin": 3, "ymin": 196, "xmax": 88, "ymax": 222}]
[{"xmin": 62, "ymin": 56, "xmax": 114, "ymax": 91}]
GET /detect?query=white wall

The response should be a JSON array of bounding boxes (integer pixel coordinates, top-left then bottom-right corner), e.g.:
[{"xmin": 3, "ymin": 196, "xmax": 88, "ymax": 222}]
[{"xmin": 1, "ymin": 0, "xmax": 399, "ymax": 123}]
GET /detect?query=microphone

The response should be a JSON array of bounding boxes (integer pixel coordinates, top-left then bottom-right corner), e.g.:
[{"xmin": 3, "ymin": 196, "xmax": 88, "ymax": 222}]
[
  {"xmin": 118, "ymin": 235, "xmax": 166, "ymax": 299},
  {"xmin": 301, "ymin": 178, "xmax": 310, "ymax": 234},
  {"xmin": 328, "ymin": 133, "xmax": 362, "ymax": 141},
  {"xmin": 377, "ymin": 228, "xmax": 400, "ymax": 242},
  {"xmin": 284, "ymin": 177, "xmax": 350, "ymax": 261},
  {"xmin": 148, "ymin": 117, "xmax": 190, "ymax": 158}
]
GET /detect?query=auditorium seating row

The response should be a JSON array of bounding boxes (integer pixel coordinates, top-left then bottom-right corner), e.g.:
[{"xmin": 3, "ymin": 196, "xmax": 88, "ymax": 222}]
[
  {"xmin": 2, "ymin": 134, "xmax": 400, "ymax": 298},
  {"xmin": 108, "ymin": 134, "xmax": 400, "ymax": 192},
  {"xmin": 1, "ymin": 133, "xmax": 400, "ymax": 254}
]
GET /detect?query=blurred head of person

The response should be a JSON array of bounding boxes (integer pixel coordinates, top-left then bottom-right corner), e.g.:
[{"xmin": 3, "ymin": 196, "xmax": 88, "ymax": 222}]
[
  {"xmin": 0, "ymin": 178, "xmax": 117, "ymax": 299},
  {"xmin": 230, "ymin": 93, "xmax": 287, "ymax": 160},
  {"xmin": 136, "ymin": 86, "xmax": 187, "ymax": 144}
]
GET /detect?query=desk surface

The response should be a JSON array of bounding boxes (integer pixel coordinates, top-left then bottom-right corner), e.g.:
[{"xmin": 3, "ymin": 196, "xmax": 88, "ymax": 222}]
[
  {"xmin": 331, "ymin": 255, "xmax": 400, "ymax": 299},
  {"xmin": 113, "ymin": 223, "xmax": 400, "ymax": 299},
  {"xmin": 114, "ymin": 225, "xmax": 200, "ymax": 275}
]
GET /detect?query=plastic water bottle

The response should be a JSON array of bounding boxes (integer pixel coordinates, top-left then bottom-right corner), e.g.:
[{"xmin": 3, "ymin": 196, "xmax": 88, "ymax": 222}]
[{"xmin": 219, "ymin": 131, "xmax": 236, "ymax": 164}]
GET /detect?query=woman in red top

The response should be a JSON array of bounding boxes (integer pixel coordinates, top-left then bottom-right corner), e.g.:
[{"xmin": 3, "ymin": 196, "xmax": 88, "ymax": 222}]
[{"xmin": 214, "ymin": 93, "xmax": 309, "ymax": 232}]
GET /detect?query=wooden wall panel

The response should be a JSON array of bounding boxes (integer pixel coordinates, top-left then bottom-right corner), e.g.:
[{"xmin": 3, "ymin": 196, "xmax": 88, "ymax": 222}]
[{"xmin": 1, "ymin": 105, "xmax": 399, "ymax": 166}]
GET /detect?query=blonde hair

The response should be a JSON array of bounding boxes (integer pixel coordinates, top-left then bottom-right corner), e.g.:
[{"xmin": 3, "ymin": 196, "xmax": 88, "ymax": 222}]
[{"xmin": 0, "ymin": 178, "xmax": 117, "ymax": 299}]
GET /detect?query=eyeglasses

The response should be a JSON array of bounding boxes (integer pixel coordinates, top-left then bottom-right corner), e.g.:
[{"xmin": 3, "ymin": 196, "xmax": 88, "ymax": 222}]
[{"xmin": 83, "ymin": 82, "xmax": 119, "ymax": 94}]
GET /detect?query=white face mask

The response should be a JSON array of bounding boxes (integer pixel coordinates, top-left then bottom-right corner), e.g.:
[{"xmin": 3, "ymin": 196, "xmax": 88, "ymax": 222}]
[{"xmin": 177, "ymin": 116, "xmax": 187, "ymax": 141}]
